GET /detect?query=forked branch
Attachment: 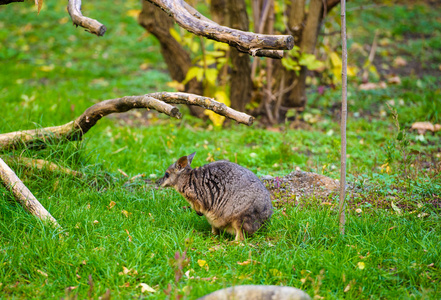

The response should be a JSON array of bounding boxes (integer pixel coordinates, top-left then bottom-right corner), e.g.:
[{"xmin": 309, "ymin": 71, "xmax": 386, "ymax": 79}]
[{"xmin": 0, "ymin": 93, "xmax": 253, "ymax": 150}]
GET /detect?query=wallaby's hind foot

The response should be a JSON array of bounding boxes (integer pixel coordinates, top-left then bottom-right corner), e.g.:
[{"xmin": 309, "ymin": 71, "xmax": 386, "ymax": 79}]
[
  {"xmin": 233, "ymin": 221, "xmax": 245, "ymax": 241},
  {"xmin": 211, "ymin": 226, "xmax": 220, "ymax": 235}
]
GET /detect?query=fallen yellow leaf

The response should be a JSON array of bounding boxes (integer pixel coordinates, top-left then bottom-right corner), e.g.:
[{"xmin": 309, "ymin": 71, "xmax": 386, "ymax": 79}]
[
  {"xmin": 197, "ymin": 259, "xmax": 209, "ymax": 270},
  {"xmin": 121, "ymin": 210, "xmax": 132, "ymax": 218},
  {"xmin": 108, "ymin": 201, "xmax": 116, "ymax": 210}
]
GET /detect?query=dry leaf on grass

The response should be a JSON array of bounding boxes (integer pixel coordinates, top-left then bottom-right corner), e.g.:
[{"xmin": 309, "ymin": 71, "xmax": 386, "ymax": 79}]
[
  {"xmin": 411, "ymin": 122, "xmax": 441, "ymax": 134},
  {"xmin": 108, "ymin": 201, "xmax": 116, "ymax": 209},
  {"xmin": 118, "ymin": 266, "xmax": 138, "ymax": 276},
  {"xmin": 36, "ymin": 269, "xmax": 48, "ymax": 277},
  {"xmin": 359, "ymin": 82, "xmax": 387, "ymax": 90},
  {"xmin": 393, "ymin": 56, "xmax": 407, "ymax": 67},
  {"xmin": 237, "ymin": 259, "xmax": 260, "ymax": 265},
  {"xmin": 387, "ymin": 75, "xmax": 401, "ymax": 85},
  {"xmin": 138, "ymin": 283, "xmax": 156, "ymax": 293},
  {"xmin": 121, "ymin": 210, "xmax": 132, "ymax": 218}
]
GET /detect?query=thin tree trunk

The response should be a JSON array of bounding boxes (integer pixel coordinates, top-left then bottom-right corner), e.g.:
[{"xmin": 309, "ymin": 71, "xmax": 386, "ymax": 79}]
[
  {"xmin": 288, "ymin": 0, "xmax": 305, "ymax": 41},
  {"xmin": 338, "ymin": 0, "xmax": 347, "ymax": 234}
]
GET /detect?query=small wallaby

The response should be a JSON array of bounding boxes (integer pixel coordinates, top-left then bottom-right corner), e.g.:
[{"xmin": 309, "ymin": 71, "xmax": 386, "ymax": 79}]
[{"xmin": 157, "ymin": 152, "xmax": 273, "ymax": 241}]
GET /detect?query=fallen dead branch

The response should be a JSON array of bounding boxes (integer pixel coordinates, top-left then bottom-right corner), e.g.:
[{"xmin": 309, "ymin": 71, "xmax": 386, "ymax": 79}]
[
  {"xmin": 0, "ymin": 157, "xmax": 60, "ymax": 227},
  {"xmin": 3, "ymin": 156, "xmax": 82, "ymax": 177},
  {"xmin": 0, "ymin": 93, "xmax": 253, "ymax": 151}
]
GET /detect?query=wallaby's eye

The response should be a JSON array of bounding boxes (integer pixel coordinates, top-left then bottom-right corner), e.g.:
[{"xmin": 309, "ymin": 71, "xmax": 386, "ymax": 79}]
[{"xmin": 165, "ymin": 172, "xmax": 169, "ymax": 178}]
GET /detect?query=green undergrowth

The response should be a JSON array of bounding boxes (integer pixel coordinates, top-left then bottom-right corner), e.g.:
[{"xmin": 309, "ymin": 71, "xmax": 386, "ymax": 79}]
[{"xmin": 1, "ymin": 0, "xmax": 441, "ymax": 299}]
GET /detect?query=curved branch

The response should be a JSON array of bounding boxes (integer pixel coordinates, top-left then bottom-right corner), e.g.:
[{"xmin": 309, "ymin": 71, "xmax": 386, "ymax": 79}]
[
  {"xmin": 67, "ymin": 0, "xmax": 106, "ymax": 36},
  {"xmin": 0, "ymin": 93, "xmax": 253, "ymax": 150},
  {"xmin": 0, "ymin": 158, "xmax": 60, "ymax": 227},
  {"xmin": 148, "ymin": 0, "xmax": 294, "ymax": 57}
]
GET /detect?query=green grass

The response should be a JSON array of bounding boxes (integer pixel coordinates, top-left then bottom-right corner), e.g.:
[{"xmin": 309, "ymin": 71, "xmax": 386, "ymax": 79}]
[{"xmin": 1, "ymin": 0, "xmax": 441, "ymax": 299}]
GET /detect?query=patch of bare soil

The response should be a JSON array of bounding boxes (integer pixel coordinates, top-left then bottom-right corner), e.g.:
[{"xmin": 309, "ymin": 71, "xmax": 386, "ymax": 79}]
[
  {"xmin": 263, "ymin": 170, "xmax": 441, "ymax": 212},
  {"xmin": 263, "ymin": 171, "xmax": 340, "ymax": 207}
]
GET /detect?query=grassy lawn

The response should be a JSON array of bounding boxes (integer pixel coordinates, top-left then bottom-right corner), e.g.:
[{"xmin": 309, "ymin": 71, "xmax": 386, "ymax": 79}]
[{"xmin": 0, "ymin": 0, "xmax": 440, "ymax": 299}]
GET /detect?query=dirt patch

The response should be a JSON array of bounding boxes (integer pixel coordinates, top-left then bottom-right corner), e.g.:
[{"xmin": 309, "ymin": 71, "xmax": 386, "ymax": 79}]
[
  {"xmin": 263, "ymin": 170, "xmax": 441, "ymax": 211},
  {"xmin": 263, "ymin": 171, "xmax": 340, "ymax": 207}
]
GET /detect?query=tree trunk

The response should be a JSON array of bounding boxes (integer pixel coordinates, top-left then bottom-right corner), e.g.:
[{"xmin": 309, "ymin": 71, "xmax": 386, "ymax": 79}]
[
  {"xmin": 138, "ymin": 0, "xmax": 340, "ymax": 121},
  {"xmin": 225, "ymin": 0, "xmax": 252, "ymax": 113},
  {"xmin": 138, "ymin": 1, "xmax": 205, "ymax": 118},
  {"xmin": 280, "ymin": 0, "xmax": 324, "ymax": 111},
  {"xmin": 210, "ymin": 0, "xmax": 252, "ymax": 112}
]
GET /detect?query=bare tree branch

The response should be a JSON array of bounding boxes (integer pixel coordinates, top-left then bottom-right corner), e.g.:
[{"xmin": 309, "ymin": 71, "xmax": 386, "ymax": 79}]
[
  {"xmin": 147, "ymin": 0, "xmax": 294, "ymax": 57},
  {"xmin": 0, "ymin": 158, "xmax": 60, "ymax": 227},
  {"xmin": 149, "ymin": 92, "xmax": 254, "ymax": 126},
  {"xmin": 0, "ymin": 93, "xmax": 253, "ymax": 150},
  {"xmin": 67, "ymin": 0, "xmax": 106, "ymax": 36},
  {"xmin": 65, "ymin": 0, "xmax": 291, "ymax": 56}
]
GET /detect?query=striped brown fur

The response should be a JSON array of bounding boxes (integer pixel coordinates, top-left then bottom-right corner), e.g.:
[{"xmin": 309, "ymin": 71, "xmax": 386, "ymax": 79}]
[{"xmin": 157, "ymin": 152, "xmax": 273, "ymax": 240}]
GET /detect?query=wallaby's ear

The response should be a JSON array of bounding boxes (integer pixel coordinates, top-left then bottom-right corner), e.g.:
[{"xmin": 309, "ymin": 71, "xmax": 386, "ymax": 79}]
[
  {"xmin": 176, "ymin": 156, "xmax": 188, "ymax": 170},
  {"xmin": 187, "ymin": 152, "xmax": 196, "ymax": 165}
]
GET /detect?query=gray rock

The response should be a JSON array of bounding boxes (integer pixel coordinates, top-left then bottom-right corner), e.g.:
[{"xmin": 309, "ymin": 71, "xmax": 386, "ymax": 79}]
[{"xmin": 197, "ymin": 285, "xmax": 311, "ymax": 300}]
